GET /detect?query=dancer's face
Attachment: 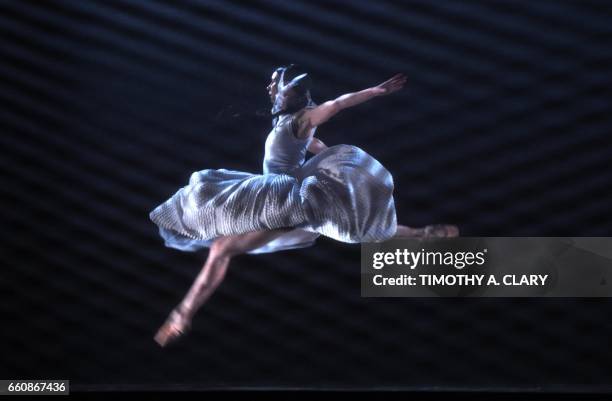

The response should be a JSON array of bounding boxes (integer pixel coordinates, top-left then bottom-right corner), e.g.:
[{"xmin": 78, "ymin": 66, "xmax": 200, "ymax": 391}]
[{"xmin": 267, "ymin": 70, "xmax": 280, "ymax": 104}]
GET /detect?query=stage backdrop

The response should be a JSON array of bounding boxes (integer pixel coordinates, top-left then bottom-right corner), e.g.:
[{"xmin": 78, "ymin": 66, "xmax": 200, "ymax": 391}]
[{"xmin": 1, "ymin": 0, "xmax": 611, "ymax": 392}]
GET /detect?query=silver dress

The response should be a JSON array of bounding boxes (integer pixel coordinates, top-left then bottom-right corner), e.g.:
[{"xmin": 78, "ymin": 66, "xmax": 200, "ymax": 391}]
[{"xmin": 149, "ymin": 111, "xmax": 397, "ymax": 254}]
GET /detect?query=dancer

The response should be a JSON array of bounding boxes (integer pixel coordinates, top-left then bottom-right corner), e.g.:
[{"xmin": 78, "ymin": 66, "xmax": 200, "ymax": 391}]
[{"xmin": 150, "ymin": 65, "xmax": 458, "ymax": 346}]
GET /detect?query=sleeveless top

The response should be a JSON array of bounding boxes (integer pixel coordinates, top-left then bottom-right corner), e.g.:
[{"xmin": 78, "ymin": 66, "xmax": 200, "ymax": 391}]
[{"xmin": 263, "ymin": 110, "xmax": 317, "ymax": 176}]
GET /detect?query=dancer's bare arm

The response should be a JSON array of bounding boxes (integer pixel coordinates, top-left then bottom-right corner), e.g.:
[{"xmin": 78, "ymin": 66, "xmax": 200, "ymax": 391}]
[
  {"xmin": 301, "ymin": 73, "xmax": 406, "ymax": 131},
  {"xmin": 307, "ymin": 137, "xmax": 328, "ymax": 154}
]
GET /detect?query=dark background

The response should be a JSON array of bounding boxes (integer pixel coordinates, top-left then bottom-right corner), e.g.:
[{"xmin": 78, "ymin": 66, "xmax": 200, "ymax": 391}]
[{"xmin": 1, "ymin": 0, "xmax": 612, "ymax": 392}]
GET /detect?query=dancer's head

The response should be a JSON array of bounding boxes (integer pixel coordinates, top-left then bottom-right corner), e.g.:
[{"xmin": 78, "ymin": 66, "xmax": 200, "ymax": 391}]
[{"xmin": 268, "ymin": 64, "xmax": 313, "ymax": 117}]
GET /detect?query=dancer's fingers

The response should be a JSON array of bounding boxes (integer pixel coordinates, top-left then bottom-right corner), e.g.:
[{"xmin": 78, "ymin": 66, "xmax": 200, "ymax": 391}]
[
  {"xmin": 390, "ymin": 73, "xmax": 407, "ymax": 84},
  {"xmin": 380, "ymin": 73, "xmax": 404, "ymax": 86},
  {"xmin": 390, "ymin": 79, "xmax": 405, "ymax": 87},
  {"xmin": 387, "ymin": 76, "xmax": 407, "ymax": 88}
]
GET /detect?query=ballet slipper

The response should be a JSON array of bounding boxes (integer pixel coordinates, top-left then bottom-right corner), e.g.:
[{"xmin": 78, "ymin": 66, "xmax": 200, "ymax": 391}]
[
  {"xmin": 421, "ymin": 224, "xmax": 460, "ymax": 240},
  {"xmin": 154, "ymin": 308, "xmax": 192, "ymax": 347}
]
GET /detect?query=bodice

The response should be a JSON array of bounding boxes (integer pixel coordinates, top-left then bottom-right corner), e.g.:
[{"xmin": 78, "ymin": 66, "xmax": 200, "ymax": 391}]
[{"xmin": 263, "ymin": 113, "xmax": 316, "ymax": 175}]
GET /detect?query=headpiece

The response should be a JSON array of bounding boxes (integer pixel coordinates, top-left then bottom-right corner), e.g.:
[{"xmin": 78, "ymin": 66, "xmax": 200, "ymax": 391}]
[{"xmin": 271, "ymin": 65, "xmax": 315, "ymax": 119}]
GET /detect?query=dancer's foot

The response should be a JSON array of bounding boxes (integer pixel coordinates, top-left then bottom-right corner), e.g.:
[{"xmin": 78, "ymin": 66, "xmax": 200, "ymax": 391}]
[
  {"xmin": 394, "ymin": 225, "xmax": 425, "ymax": 238},
  {"xmin": 154, "ymin": 308, "xmax": 192, "ymax": 347},
  {"xmin": 421, "ymin": 224, "xmax": 460, "ymax": 240}
]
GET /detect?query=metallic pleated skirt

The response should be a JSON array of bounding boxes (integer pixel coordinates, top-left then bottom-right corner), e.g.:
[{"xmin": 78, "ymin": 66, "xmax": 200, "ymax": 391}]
[{"xmin": 149, "ymin": 145, "xmax": 397, "ymax": 254}]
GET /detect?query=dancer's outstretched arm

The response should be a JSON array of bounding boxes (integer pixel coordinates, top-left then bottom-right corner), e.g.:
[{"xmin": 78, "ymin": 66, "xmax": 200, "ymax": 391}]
[{"xmin": 304, "ymin": 73, "xmax": 406, "ymax": 128}]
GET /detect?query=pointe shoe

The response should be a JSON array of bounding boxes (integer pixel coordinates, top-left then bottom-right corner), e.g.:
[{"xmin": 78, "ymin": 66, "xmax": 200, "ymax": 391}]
[
  {"xmin": 154, "ymin": 309, "xmax": 192, "ymax": 347},
  {"xmin": 421, "ymin": 224, "xmax": 460, "ymax": 240}
]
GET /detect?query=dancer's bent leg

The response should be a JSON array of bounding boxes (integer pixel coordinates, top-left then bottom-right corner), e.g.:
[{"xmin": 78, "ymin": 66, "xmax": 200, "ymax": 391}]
[{"xmin": 154, "ymin": 228, "xmax": 292, "ymax": 346}]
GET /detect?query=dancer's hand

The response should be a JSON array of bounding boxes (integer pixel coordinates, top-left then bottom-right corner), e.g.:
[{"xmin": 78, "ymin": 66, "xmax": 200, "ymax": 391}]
[
  {"xmin": 154, "ymin": 309, "xmax": 192, "ymax": 347},
  {"xmin": 372, "ymin": 73, "xmax": 407, "ymax": 96}
]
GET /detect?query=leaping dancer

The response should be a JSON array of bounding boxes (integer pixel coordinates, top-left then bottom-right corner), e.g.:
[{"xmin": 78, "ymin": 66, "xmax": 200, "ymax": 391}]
[{"xmin": 149, "ymin": 65, "xmax": 459, "ymax": 346}]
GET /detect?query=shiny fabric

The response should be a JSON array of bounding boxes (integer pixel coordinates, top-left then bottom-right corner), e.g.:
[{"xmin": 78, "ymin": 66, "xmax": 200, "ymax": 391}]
[{"xmin": 149, "ymin": 111, "xmax": 397, "ymax": 254}]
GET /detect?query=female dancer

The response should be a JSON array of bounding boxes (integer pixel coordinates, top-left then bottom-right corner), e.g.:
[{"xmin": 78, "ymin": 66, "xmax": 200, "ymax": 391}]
[{"xmin": 150, "ymin": 65, "xmax": 458, "ymax": 346}]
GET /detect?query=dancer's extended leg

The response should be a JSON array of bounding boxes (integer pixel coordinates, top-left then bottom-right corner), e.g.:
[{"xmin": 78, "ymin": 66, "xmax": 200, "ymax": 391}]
[{"xmin": 154, "ymin": 228, "xmax": 292, "ymax": 346}]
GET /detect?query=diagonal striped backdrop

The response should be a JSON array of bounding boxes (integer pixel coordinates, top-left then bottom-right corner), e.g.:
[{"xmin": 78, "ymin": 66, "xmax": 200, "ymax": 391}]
[{"xmin": 1, "ymin": 0, "xmax": 612, "ymax": 391}]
